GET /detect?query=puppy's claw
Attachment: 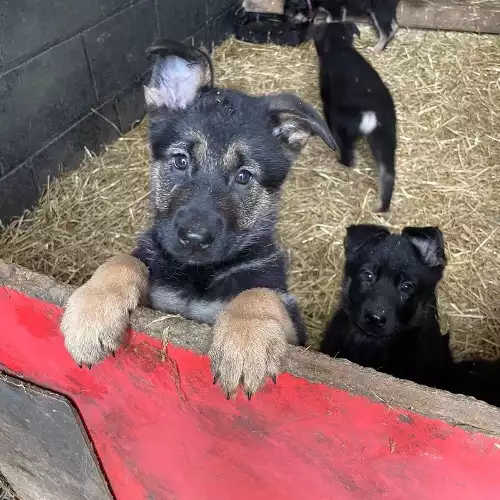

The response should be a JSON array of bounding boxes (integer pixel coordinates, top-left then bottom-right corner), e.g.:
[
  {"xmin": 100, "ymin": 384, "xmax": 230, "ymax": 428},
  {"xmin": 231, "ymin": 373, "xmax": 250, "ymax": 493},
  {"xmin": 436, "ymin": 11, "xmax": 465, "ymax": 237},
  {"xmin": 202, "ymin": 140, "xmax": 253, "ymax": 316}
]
[
  {"xmin": 78, "ymin": 363, "xmax": 83, "ymax": 369},
  {"xmin": 213, "ymin": 375, "xmax": 219, "ymax": 385},
  {"xmin": 246, "ymin": 391, "xmax": 253, "ymax": 401},
  {"xmin": 271, "ymin": 374, "xmax": 277, "ymax": 385},
  {"xmin": 86, "ymin": 364, "xmax": 93, "ymax": 370}
]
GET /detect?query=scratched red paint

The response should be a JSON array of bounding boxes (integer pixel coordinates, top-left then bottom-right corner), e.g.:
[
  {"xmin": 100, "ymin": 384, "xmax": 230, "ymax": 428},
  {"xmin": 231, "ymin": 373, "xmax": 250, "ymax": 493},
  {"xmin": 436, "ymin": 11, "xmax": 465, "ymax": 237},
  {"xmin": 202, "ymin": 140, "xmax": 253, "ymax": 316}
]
[{"xmin": 0, "ymin": 286, "xmax": 499, "ymax": 500}]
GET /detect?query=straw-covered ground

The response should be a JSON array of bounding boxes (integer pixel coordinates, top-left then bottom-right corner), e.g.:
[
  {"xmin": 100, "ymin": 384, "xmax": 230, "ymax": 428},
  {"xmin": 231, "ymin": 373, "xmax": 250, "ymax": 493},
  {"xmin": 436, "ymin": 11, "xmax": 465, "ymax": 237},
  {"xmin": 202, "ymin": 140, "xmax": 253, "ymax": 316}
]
[{"xmin": 1, "ymin": 27, "xmax": 499, "ymax": 359}]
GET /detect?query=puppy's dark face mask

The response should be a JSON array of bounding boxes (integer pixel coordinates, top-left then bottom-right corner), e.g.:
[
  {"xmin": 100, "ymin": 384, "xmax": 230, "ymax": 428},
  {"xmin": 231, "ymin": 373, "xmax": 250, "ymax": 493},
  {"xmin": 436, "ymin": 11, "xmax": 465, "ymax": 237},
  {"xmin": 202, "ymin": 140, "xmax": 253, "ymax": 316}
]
[
  {"xmin": 342, "ymin": 225, "xmax": 447, "ymax": 340},
  {"xmin": 144, "ymin": 40, "xmax": 336, "ymax": 266}
]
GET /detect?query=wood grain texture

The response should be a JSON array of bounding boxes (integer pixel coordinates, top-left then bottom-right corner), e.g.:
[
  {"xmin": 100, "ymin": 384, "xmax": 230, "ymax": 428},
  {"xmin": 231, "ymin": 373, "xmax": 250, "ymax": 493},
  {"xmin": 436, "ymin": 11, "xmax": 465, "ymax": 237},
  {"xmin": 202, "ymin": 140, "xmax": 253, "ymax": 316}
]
[{"xmin": 0, "ymin": 374, "xmax": 112, "ymax": 500}]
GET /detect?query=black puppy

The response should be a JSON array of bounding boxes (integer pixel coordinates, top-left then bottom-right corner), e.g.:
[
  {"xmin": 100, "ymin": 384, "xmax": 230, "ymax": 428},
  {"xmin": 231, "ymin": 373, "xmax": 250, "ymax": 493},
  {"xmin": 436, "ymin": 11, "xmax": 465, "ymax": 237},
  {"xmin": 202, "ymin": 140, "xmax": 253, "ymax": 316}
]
[
  {"xmin": 321, "ymin": 224, "xmax": 500, "ymax": 407},
  {"xmin": 321, "ymin": 224, "xmax": 453, "ymax": 388},
  {"xmin": 284, "ymin": 0, "xmax": 401, "ymax": 51},
  {"xmin": 311, "ymin": 16, "xmax": 397, "ymax": 212},
  {"xmin": 60, "ymin": 39, "xmax": 337, "ymax": 398}
]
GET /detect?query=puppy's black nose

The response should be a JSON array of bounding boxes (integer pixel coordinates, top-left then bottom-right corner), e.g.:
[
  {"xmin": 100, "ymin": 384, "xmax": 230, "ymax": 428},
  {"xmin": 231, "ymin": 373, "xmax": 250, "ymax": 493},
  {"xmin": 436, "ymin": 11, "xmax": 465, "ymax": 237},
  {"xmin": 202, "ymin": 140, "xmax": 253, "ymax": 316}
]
[
  {"xmin": 364, "ymin": 311, "xmax": 387, "ymax": 328},
  {"xmin": 177, "ymin": 227, "xmax": 215, "ymax": 250}
]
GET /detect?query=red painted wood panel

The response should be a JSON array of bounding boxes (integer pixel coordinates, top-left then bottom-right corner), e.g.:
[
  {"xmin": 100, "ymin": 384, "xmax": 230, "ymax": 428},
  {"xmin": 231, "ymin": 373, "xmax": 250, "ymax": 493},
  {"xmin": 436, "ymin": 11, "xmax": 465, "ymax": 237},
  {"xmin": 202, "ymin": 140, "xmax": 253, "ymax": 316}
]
[{"xmin": 1, "ymin": 285, "xmax": 499, "ymax": 500}]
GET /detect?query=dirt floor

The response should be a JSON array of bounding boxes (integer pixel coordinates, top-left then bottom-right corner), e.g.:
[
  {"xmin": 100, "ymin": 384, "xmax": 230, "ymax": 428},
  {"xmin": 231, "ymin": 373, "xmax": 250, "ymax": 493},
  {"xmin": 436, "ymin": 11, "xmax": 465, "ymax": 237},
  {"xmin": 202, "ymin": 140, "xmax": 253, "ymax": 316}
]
[{"xmin": 1, "ymin": 27, "xmax": 499, "ymax": 358}]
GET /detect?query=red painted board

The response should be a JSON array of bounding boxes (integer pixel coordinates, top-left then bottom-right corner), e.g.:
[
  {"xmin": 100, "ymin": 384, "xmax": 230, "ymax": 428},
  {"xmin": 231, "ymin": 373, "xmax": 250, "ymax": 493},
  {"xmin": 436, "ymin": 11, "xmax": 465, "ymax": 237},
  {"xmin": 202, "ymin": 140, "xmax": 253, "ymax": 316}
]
[{"xmin": 1, "ymin": 285, "xmax": 500, "ymax": 500}]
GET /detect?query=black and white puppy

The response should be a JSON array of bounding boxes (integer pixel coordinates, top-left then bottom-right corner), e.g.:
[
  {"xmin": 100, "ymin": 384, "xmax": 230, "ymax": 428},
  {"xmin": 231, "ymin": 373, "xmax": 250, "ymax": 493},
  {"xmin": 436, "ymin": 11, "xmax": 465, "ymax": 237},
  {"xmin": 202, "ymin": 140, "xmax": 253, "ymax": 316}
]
[
  {"xmin": 311, "ymin": 15, "xmax": 397, "ymax": 212},
  {"xmin": 60, "ymin": 39, "xmax": 337, "ymax": 398},
  {"xmin": 321, "ymin": 224, "xmax": 452, "ymax": 388},
  {"xmin": 284, "ymin": 0, "xmax": 401, "ymax": 52}
]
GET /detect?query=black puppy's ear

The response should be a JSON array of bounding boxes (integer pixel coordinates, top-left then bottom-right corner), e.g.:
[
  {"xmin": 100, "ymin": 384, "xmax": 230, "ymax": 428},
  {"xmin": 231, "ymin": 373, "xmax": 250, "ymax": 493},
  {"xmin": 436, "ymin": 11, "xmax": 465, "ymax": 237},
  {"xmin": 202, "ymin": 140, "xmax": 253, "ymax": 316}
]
[
  {"xmin": 144, "ymin": 39, "xmax": 213, "ymax": 112},
  {"xmin": 264, "ymin": 93, "xmax": 337, "ymax": 156},
  {"xmin": 344, "ymin": 224, "xmax": 390, "ymax": 256},
  {"xmin": 402, "ymin": 227, "xmax": 447, "ymax": 268}
]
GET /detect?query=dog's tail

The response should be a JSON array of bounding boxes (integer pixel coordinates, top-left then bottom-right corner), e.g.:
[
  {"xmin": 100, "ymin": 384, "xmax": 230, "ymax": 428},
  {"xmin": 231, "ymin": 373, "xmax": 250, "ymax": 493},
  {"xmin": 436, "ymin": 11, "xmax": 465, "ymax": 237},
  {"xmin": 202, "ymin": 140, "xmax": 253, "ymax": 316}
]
[
  {"xmin": 448, "ymin": 358, "xmax": 500, "ymax": 407},
  {"xmin": 146, "ymin": 38, "xmax": 215, "ymax": 88}
]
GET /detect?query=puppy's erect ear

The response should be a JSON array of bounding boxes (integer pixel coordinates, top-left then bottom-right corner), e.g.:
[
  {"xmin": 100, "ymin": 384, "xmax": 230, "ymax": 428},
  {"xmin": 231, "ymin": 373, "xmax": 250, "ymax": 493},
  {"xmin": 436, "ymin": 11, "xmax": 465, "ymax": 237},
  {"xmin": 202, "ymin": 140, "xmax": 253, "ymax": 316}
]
[
  {"xmin": 344, "ymin": 224, "xmax": 390, "ymax": 257},
  {"xmin": 264, "ymin": 93, "xmax": 337, "ymax": 157},
  {"xmin": 402, "ymin": 227, "xmax": 447, "ymax": 268},
  {"xmin": 144, "ymin": 39, "xmax": 213, "ymax": 112}
]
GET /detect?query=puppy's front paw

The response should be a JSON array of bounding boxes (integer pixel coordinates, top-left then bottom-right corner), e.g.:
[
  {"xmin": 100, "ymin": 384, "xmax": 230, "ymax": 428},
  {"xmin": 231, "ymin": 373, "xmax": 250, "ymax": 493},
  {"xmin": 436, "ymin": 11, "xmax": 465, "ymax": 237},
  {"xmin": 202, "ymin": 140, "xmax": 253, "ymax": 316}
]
[
  {"xmin": 60, "ymin": 255, "xmax": 148, "ymax": 366},
  {"xmin": 209, "ymin": 288, "xmax": 296, "ymax": 399}
]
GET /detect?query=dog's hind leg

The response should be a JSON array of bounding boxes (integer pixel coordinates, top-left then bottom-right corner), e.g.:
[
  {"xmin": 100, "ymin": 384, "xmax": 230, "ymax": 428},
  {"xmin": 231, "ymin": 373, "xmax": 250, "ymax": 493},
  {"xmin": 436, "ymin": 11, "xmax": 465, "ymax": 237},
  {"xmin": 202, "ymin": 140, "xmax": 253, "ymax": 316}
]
[
  {"xmin": 367, "ymin": 126, "xmax": 396, "ymax": 212},
  {"xmin": 60, "ymin": 255, "xmax": 149, "ymax": 366},
  {"xmin": 370, "ymin": 5, "xmax": 399, "ymax": 52},
  {"xmin": 338, "ymin": 127, "xmax": 358, "ymax": 168},
  {"xmin": 337, "ymin": 112, "xmax": 364, "ymax": 168}
]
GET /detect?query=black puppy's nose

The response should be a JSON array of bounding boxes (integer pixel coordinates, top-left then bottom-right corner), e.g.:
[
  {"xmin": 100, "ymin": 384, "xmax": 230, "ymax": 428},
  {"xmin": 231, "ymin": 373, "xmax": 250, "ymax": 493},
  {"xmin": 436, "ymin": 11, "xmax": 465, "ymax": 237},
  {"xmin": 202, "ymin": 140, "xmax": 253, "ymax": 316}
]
[
  {"xmin": 177, "ymin": 226, "xmax": 215, "ymax": 249},
  {"xmin": 364, "ymin": 311, "xmax": 387, "ymax": 328}
]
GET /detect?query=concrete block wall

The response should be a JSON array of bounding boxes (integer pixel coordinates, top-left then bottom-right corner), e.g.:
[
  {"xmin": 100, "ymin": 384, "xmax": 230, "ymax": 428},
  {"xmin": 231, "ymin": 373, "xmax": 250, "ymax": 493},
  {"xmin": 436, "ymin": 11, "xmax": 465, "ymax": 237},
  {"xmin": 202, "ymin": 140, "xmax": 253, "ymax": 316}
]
[{"xmin": 0, "ymin": 0, "xmax": 238, "ymax": 222}]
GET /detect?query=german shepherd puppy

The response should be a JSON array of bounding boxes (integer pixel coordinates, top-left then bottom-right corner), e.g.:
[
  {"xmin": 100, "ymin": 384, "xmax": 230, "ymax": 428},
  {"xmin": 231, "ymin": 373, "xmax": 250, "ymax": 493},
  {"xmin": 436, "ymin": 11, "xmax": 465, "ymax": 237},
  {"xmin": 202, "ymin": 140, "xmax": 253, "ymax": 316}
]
[
  {"xmin": 321, "ymin": 224, "xmax": 453, "ymax": 388},
  {"xmin": 60, "ymin": 39, "xmax": 337, "ymax": 399}
]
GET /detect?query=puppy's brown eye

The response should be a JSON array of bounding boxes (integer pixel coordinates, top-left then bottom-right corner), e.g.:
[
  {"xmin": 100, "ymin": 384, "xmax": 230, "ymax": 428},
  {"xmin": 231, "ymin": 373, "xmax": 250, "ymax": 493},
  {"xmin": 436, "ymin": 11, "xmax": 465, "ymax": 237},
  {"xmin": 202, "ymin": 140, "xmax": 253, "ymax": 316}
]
[
  {"xmin": 360, "ymin": 270, "xmax": 374, "ymax": 282},
  {"xmin": 235, "ymin": 169, "xmax": 252, "ymax": 185},
  {"xmin": 400, "ymin": 282, "xmax": 414, "ymax": 294},
  {"xmin": 173, "ymin": 154, "xmax": 188, "ymax": 171}
]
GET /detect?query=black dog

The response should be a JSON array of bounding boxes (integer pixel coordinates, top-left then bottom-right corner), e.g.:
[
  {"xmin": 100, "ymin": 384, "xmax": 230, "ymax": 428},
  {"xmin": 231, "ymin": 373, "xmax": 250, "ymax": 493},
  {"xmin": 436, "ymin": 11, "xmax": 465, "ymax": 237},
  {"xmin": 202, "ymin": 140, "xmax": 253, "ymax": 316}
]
[
  {"xmin": 321, "ymin": 224, "xmax": 452, "ymax": 388},
  {"xmin": 284, "ymin": 0, "xmax": 401, "ymax": 51},
  {"xmin": 60, "ymin": 39, "xmax": 337, "ymax": 398},
  {"xmin": 311, "ymin": 17, "xmax": 397, "ymax": 212},
  {"xmin": 321, "ymin": 224, "xmax": 500, "ymax": 407}
]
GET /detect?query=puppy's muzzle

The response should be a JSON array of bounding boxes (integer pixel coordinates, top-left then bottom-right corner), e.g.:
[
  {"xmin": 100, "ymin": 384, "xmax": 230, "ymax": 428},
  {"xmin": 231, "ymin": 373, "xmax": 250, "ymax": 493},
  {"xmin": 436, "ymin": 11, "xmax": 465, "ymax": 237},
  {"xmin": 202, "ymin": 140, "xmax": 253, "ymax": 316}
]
[
  {"xmin": 178, "ymin": 226, "xmax": 215, "ymax": 250},
  {"xmin": 174, "ymin": 208, "xmax": 222, "ymax": 252},
  {"xmin": 360, "ymin": 302, "xmax": 391, "ymax": 336},
  {"xmin": 364, "ymin": 310, "xmax": 387, "ymax": 328}
]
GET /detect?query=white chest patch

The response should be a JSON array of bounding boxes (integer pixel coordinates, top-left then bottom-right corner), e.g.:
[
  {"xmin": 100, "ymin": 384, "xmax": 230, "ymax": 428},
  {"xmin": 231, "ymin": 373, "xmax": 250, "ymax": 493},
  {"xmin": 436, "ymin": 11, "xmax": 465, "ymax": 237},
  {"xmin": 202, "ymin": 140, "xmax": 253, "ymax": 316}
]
[{"xmin": 359, "ymin": 111, "xmax": 378, "ymax": 135}]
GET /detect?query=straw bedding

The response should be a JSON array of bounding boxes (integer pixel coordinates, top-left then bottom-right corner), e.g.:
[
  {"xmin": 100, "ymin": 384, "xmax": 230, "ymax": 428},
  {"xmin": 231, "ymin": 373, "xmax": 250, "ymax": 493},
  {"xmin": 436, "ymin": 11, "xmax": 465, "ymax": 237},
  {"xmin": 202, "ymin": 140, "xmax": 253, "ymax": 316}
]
[{"xmin": 1, "ymin": 27, "xmax": 499, "ymax": 359}]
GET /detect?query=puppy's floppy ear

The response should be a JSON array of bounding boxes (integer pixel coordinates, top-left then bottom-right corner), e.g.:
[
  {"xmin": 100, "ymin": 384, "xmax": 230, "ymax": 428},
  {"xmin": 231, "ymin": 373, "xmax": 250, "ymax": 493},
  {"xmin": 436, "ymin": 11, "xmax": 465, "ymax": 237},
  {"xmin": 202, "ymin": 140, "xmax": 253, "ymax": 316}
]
[
  {"xmin": 144, "ymin": 38, "xmax": 213, "ymax": 112},
  {"xmin": 344, "ymin": 224, "xmax": 390, "ymax": 257},
  {"xmin": 402, "ymin": 227, "xmax": 447, "ymax": 268},
  {"xmin": 264, "ymin": 93, "xmax": 337, "ymax": 156}
]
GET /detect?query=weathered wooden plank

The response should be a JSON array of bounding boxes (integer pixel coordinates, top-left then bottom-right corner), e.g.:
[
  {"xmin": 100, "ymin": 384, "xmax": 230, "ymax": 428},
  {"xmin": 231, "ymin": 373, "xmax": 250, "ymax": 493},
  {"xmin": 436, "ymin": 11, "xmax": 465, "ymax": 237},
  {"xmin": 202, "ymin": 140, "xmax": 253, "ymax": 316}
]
[
  {"xmin": 241, "ymin": 0, "xmax": 500, "ymax": 34},
  {"xmin": 242, "ymin": 0, "xmax": 284, "ymax": 13},
  {"xmin": 398, "ymin": 0, "xmax": 500, "ymax": 34},
  {"xmin": 1, "ymin": 286, "xmax": 500, "ymax": 499},
  {"xmin": 2, "ymin": 259, "xmax": 500, "ymax": 438},
  {"xmin": 0, "ymin": 374, "xmax": 112, "ymax": 500}
]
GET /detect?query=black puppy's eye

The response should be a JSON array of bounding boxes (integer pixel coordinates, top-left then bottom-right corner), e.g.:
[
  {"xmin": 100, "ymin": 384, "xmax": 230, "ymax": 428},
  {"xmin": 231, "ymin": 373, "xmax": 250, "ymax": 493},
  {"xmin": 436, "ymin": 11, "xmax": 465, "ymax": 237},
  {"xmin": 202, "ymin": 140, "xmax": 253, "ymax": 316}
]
[
  {"xmin": 173, "ymin": 154, "xmax": 189, "ymax": 171},
  {"xmin": 400, "ymin": 282, "xmax": 415, "ymax": 294},
  {"xmin": 360, "ymin": 270, "xmax": 374, "ymax": 282},
  {"xmin": 235, "ymin": 169, "xmax": 252, "ymax": 185}
]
